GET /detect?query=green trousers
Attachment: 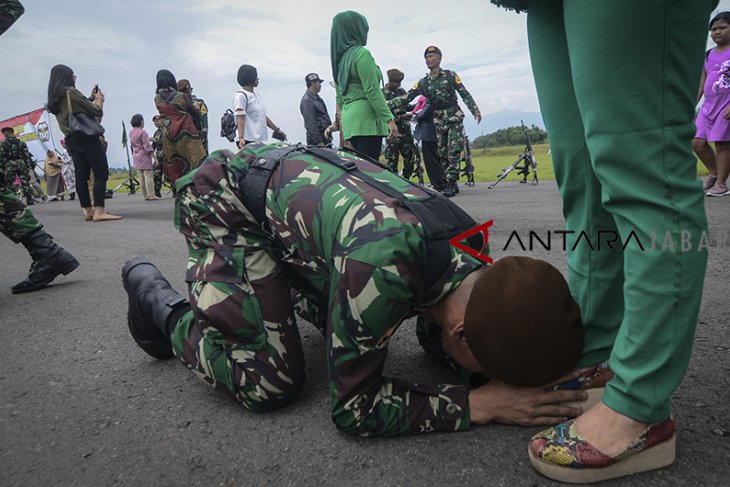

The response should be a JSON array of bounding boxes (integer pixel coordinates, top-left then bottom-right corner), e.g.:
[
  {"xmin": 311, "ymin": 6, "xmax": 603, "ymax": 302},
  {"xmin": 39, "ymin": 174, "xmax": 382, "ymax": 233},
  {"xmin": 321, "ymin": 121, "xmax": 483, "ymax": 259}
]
[
  {"xmin": 527, "ymin": 0, "xmax": 712, "ymax": 423},
  {"xmin": 0, "ymin": 186, "xmax": 41, "ymax": 243}
]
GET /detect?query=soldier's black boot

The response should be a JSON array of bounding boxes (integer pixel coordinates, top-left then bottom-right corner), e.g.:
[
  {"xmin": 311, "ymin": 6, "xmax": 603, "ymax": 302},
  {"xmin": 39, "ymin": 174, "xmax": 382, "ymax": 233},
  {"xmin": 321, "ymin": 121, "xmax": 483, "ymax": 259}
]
[
  {"xmin": 441, "ymin": 182, "xmax": 458, "ymax": 198},
  {"xmin": 11, "ymin": 229, "xmax": 80, "ymax": 294},
  {"xmin": 122, "ymin": 257, "xmax": 190, "ymax": 360}
]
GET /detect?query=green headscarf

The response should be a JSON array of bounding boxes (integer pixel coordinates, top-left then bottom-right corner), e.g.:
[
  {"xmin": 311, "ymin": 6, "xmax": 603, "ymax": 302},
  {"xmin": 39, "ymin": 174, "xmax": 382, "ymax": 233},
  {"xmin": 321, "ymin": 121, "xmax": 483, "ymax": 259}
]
[{"xmin": 330, "ymin": 10, "xmax": 369, "ymax": 96}]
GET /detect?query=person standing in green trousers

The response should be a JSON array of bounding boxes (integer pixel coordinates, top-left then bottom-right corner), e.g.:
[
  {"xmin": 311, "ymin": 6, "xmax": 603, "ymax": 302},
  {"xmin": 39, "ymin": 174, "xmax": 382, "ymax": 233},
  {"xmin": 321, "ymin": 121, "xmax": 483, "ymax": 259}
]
[{"xmin": 496, "ymin": 0, "xmax": 714, "ymax": 483}]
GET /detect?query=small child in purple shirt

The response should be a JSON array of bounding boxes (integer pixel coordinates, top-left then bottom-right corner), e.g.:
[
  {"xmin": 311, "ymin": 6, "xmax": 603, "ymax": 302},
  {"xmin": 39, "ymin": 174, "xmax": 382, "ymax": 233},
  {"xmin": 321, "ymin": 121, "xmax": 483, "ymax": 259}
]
[{"xmin": 693, "ymin": 11, "xmax": 730, "ymax": 196}]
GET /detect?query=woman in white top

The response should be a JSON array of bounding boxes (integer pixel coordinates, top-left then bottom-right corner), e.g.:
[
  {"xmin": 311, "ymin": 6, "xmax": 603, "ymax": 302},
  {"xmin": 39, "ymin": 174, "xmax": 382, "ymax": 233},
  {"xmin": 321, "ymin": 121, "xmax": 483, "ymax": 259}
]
[{"xmin": 233, "ymin": 64, "xmax": 286, "ymax": 149}]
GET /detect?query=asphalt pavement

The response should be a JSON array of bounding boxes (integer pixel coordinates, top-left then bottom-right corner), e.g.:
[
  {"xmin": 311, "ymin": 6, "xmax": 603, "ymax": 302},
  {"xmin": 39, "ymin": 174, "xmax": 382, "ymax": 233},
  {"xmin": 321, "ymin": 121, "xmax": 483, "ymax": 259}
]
[{"xmin": 1, "ymin": 180, "xmax": 728, "ymax": 486}]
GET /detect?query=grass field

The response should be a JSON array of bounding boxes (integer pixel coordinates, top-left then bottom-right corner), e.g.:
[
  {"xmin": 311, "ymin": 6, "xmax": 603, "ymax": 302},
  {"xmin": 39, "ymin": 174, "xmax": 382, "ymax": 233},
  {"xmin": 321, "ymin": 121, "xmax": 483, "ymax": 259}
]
[
  {"xmin": 48, "ymin": 145, "xmax": 711, "ymax": 194},
  {"xmin": 470, "ymin": 144, "xmax": 552, "ymax": 183},
  {"xmin": 469, "ymin": 143, "xmax": 711, "ymax": 183}
]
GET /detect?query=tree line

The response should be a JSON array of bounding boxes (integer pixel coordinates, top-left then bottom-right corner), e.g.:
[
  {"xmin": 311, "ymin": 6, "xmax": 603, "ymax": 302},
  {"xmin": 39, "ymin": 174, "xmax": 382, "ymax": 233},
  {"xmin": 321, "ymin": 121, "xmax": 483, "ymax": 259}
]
[{"xmin": 471, "ymin": 124, "xmax": 548, "ymax": 149}]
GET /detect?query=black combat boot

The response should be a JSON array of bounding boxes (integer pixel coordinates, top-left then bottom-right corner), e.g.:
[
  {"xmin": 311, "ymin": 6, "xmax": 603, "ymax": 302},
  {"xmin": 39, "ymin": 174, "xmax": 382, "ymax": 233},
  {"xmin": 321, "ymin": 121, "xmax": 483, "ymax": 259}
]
[
  {"xmin": 440, "ymin": 182, "xmax": 458, "ymax": 198},
  {"xmin": 122, "ymin": 257, "xmax": 190, "ymax": 360},
  {"xmin": 11, "ymin": 229, "xmax": 79, "ymax": 294}
]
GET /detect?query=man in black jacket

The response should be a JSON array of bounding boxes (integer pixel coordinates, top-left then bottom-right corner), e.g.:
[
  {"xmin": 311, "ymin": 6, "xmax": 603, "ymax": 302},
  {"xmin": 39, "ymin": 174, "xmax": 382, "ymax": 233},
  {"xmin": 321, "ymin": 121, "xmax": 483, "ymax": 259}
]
[{"xmin": 300, "ymin": 73, "xmax": 332, "ymax": 146}]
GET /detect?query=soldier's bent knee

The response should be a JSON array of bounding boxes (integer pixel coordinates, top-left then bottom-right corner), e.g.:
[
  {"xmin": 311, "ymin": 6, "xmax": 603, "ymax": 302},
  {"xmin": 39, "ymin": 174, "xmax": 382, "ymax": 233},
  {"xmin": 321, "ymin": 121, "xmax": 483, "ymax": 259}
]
[{"xmin": 237, "ymin": 370, "xmax": 306, "ymax": 413}]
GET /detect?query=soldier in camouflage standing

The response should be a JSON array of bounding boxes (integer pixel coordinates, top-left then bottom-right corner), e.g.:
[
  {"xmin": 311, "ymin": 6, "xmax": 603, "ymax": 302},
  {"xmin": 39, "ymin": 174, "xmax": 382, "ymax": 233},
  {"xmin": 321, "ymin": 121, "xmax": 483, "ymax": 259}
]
[
  {"xmin": 0, "ymin": 126, "xmax": 35, "ymax": 205},
  {"xmin": 150, "ymin": 115, "xmax": 165, "ymax": 198},
  {"xmin": 407, "ymin": 46, "xmax": 481, "ymax": 197},
  {"xmin": 0, "ymin": 0, "xmax": 80, "ymax": 294},
  {"xmin": 122, "ymin": 143, "xmax": 586, "ymax": 437},
  {"xmin": 383, "ymin": 69, "xmax": 418, "ymax": 179}
]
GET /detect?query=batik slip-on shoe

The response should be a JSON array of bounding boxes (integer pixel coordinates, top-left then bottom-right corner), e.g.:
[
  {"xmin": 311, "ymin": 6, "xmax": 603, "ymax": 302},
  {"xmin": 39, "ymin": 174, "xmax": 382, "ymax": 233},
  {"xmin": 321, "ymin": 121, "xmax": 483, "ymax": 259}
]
[
  {"xmin": 528, "ymin": 417, "xmax": 676, "ymax": 483},
  {"xmin": 553, "ymin": 361, "xmax": 613, "ymax": 410}
]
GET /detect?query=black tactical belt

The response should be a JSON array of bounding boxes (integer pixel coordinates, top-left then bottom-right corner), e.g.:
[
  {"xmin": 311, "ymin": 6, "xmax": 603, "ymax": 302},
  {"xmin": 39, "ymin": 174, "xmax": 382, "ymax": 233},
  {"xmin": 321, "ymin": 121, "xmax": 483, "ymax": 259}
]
[{"xmin": 239, "ymin": 145, "xmax": 301, "ymax": 226}]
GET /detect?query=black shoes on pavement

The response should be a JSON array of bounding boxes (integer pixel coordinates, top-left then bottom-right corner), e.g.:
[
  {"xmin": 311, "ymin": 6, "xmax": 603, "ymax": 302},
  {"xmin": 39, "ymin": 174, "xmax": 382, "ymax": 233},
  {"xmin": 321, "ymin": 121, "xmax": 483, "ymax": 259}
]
[
  {"xmin": 440, "ymin": 182, "xmax": 460, "ymax": 198},
  {"xmin": 12, "ymin": 229, "xmax": 79, "ymax": 294},
  {"xmin": 122, "ymin": 257, "xmax": 190, "ymax": 360}
]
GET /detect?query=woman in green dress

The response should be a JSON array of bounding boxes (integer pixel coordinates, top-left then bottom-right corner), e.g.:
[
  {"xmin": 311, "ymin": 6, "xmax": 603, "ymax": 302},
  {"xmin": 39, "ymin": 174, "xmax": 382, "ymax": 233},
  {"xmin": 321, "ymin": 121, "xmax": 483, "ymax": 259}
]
[{"xmin": 330, "ymin": 11, "xmax": 397, "ymax": 161}]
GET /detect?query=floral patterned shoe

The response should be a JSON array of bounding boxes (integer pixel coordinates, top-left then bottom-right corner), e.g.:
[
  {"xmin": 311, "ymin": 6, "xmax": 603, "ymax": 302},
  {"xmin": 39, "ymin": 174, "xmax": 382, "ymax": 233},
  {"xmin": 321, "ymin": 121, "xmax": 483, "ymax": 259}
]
[
  {"xmin": 528, "ymin": 418, "xmax": 676, "ymax": 483},
  {"xmin": 553, "ymin": 361, "xmax": 614, "ymax": 410}
]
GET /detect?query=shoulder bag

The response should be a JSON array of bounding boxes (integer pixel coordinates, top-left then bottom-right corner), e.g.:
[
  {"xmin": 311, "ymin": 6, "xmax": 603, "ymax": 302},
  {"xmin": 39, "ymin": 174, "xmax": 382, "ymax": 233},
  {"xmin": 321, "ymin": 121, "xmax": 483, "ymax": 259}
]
[{"xmin": 66, "ymin": 90, "xmax": 105, "ymax": 137}]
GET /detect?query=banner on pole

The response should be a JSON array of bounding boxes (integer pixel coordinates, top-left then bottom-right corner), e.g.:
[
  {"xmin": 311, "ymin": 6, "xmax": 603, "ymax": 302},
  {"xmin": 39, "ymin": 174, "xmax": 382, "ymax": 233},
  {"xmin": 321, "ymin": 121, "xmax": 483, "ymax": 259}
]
[{"xmin": 0, "ymin": 108, "xmax": 55, "ymax": 162}]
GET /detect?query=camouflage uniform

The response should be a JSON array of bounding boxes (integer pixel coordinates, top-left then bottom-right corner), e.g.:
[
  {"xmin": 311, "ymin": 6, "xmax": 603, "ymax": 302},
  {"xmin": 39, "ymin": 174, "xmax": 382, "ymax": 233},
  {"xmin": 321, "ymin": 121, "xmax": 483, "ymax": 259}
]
[
  {"xmin": 383, "ymin": 86, "xmax": 418, "ymax": 178},
  {"xmin": 172, "ymin": 144, "xmax": 484, "ymax": 436},
  {"xmin": 0, "ymin": 136, "xmax": 34, "ymax": 202},
  {"xmin": 0, "ymin": 186, "xmax": 41, "ymax": 243},
  {"xmin": 151, "ymin": 128, "xmax": 165, "ymax": 196},
  {"xmin": 407, "ymin": 70, "xmax": 480, "ymax": 184},
  {"xmin": 0, "ymin": 4, "xmax": 41, "ymax": 238},
  {"xmin": 192, "ymin": 95, "xmax": 209, "ymax": 153},
  {"xmin": 0, "ymin": 4, "xmax": 38, "ymax": 240}
]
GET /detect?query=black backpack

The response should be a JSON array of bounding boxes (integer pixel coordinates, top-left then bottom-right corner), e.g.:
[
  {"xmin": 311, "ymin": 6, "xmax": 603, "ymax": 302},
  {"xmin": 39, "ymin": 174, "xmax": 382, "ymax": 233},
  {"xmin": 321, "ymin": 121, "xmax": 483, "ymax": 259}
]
[{"xmin": 220, "ymin": 109, "xmax": 236, "ymax": 142}]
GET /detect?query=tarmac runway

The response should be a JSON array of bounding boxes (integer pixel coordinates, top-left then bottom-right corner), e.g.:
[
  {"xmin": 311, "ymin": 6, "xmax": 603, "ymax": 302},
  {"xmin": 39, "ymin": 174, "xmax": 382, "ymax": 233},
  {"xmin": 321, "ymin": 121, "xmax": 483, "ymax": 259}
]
[{"xmin": 1, "ymin": 180, "xmax": 728, "ymax": 486}]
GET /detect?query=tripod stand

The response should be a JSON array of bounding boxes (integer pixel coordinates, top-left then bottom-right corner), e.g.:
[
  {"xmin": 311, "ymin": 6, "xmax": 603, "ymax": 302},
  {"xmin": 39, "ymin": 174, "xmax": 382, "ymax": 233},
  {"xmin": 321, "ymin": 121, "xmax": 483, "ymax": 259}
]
[
  {"xmin": 114, "ymin": 121, "xmax": 139, "ymax": 195},
  {"xmin": 488, "ymin": 125, "xmax": 538, "ymax": 189},
  {"xmin": 112, "ymin": 168, "xmax": 139, "ymax": 195}
]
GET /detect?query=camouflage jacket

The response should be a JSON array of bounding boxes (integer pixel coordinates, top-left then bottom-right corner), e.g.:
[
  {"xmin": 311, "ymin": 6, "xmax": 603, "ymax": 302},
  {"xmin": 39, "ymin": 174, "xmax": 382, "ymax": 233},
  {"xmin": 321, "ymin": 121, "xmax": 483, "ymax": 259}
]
[
  {"xmin": 0, "ymin": 137, "xmax": 32, "ymax": 168},
  {"xmin": 406, "ymin": 68, "xmax": 480, "ymax": 117},
  {"xmin": 192, "ymin": 95, "xmax": 208, "ymax": 136},
  {"xmin": 175, "ymin": 144, "xmax": 484, "ymax": 436},
  {"xmin": 383, "ymin": 86, "xmax": 413, "ymax": 134},
  {"xmin": 0, "ymin": 0, "xmax": 24, "ymax": 35},
  {"xmin": 151, "ymin": 128, "xmax": 163, "ymax": 162}
]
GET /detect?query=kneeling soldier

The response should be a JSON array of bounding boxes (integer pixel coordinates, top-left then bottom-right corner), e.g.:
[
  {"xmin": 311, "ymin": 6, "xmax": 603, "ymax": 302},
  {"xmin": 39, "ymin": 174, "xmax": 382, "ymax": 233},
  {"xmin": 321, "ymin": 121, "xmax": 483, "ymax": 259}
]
[{"xmin": 122, "ymin": 144, "xmax": 589, "ymax": 437}]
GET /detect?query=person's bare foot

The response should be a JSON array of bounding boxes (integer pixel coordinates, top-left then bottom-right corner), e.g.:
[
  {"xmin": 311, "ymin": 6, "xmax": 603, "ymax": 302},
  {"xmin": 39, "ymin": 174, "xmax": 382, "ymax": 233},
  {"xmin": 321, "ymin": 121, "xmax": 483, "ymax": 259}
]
[
  {"xmin": 574, "ymin": 401, "xmax": 649, "ymax": 457},
  {"xmin": 83, "ymin": 207, "xmax": 94, "ymax": 221},
  {"xmin": 93, "ymin": 209, "xmax": 122, "ymax": 222}
]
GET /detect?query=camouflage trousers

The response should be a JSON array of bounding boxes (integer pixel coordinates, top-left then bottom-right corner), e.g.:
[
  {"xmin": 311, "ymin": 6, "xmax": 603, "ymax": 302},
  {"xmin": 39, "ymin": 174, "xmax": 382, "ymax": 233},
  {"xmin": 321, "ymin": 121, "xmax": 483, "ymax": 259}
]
[
  {"xmin": 153, "ymin": 160, "xmax": 167, "ymax": 196},
  {"xmin": 434, "ymin": 110, "xmax": 466, "ymax": 184},
  {"xmin": 383, "ymin": 132, "xmax": 418, "ymax": 179},
  {"xmin": 0, "ymin": 186, "xmax": 41, "ymax": 243},
  {"xmin": 2, "ymin": 159, "xmax": 32, "ymax": 199},
  {"xmin": 171, "ymin": 161, "xmax": 306, "ymax": 412}
]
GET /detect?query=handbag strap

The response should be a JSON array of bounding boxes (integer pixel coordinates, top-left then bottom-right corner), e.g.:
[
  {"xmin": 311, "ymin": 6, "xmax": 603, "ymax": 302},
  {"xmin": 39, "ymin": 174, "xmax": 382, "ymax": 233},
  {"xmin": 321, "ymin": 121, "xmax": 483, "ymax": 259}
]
[{"xmin": 65, "ymin": 89, "xmax": 74, "ymax": 115}]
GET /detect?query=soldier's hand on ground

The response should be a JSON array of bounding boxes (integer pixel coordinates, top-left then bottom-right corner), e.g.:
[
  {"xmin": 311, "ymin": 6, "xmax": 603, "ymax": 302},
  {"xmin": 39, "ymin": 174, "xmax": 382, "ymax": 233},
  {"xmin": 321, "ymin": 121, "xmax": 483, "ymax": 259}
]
[
  {"xmin": 387, "ymin": 119, "xmax": 398, "ymax": 140},
  {"xmin": 468, "ymin": 375, "xmax": 585, "ymax": 427},
  {"xmin": 475, "ymin": 111, "xmax": 482, "ymax": 124}
]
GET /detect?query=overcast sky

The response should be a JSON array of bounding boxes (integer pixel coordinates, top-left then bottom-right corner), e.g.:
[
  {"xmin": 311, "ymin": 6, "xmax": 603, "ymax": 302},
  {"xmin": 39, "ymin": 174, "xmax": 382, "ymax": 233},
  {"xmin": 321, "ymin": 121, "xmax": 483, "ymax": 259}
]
[{"xmin": 2, "ymin": 0, "xmax": 728, "ymax": 168}]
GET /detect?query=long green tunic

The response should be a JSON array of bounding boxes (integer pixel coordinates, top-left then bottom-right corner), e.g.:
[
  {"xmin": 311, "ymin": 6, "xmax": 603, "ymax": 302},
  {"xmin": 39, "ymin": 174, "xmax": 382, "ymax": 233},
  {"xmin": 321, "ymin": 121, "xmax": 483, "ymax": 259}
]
[{"xmin": 335, "ymin": 48, "xmax": 393, "ymax": 140}]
